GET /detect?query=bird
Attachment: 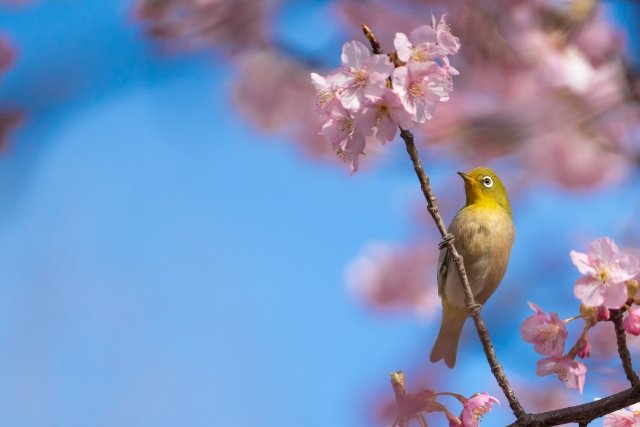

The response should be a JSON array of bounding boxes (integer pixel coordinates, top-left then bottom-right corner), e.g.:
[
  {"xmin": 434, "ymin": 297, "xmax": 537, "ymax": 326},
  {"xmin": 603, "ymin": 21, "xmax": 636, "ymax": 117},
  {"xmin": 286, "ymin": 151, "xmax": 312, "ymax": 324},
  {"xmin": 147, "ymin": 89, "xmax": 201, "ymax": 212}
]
[{"xmin": 429, "ymin": 167, "xmax": 514, "ymax": 368}]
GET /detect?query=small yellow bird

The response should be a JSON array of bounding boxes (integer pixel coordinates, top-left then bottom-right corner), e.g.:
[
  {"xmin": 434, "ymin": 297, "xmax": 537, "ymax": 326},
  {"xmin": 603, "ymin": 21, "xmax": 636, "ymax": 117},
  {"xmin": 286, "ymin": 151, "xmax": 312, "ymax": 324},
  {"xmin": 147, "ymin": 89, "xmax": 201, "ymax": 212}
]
[{"xmin": 430, "ymin": 167, "xmax": 514, "ymax": 368}]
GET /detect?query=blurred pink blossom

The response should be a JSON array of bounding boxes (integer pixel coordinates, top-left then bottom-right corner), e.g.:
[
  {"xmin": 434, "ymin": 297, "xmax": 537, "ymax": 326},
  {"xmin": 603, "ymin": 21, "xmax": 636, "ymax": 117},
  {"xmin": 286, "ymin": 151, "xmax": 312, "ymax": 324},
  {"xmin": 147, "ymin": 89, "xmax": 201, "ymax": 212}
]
[
  {"xmin": 603, "ymin": 407, "xmax": 640, "ymax": 427},
  {"xmin": 589, "ymin": 321, "xmax": 619, "ymax": 359},
  {"xmin": 518, "ymin": 384, "xmax": 578, "ymax": 420},
  {"xmin": 0, "ymin": 37, "xmax": 21, "ymax": 151},
  {"xmin": 571, "ymin": 237, "xmax": 640, "ymax": 308},
  {"xmin": 536, "ymin": 356, "xmax": 587, "ymax": 393},
  {"xmin": 233, "ymin": 49, "xmax": 334, "ymax": 159},
  {"xmin": 0, "ymin": 37, "xmax": 15, "ymax": 74},
  {"xmin": 345, "ymin": 242, "xmax": 439, "ymax": 318},
  {"xmin": 520, "ymin": 302, "xmax": 567, "ymax": 356},
  {"xmin": 336, "ymin": 0, "xmax": 423, "ymax": 53},
  {"xmin": 133, "ymin": 0, "xmax": 272, "ymax": 52}
]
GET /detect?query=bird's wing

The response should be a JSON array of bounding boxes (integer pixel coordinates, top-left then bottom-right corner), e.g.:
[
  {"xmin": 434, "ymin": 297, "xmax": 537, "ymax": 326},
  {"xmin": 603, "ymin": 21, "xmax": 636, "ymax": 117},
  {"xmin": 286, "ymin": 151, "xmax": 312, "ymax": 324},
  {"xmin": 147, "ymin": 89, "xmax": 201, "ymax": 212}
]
[{"xmin": 437, "ymin": 246, "xmax": 449, "ymax": 298}]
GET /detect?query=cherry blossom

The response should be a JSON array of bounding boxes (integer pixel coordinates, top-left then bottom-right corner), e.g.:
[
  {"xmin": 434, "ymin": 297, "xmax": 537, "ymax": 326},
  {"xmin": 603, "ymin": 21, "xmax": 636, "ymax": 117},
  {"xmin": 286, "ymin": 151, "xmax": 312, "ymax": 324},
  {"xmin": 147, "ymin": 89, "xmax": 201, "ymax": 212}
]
[
  {"xmin": 327, "ymin": 41, "xmax": 393, "ymax": 112},
  {"xmin": 392, "ymin": 62, "xmax": 452, "ymax": 124},
  {"xmin": 320, "ymin": 105, "xmax": 367, "ymax": 174},
  {"xmin": 624, "ymin": 307, "xmax": 640, "ymax": 336},
  {"xmin": 355, "ymin": 88, "xmax": 415, "ymax": 143},
  {"xmin": 571, "ymin": 237, "xmax": 640, "ymax": 308},
  {"xmin": 520, "ymin": 302, "xmax": 567, "ymax": 356},
  {"xmin": 310, "ymin": 72, "xmax": 340, "ymax": 116},
  {"xmin": 458, "ymin": 392, "xmax": 499, "ymax": 427},
  {"xmin": 536, "ymin": 356, "xmax": 587, "ymax": 393},
  {"xmin": 310, "ymin": 16, "xmax": 459, "ymax": 172},
  {"xmin": 345, "ymin": 242, "xmax": 439, "ymax": 318},
  {"xmin": 394, "ymin": 15, "xmax": 460, "ymax": 65}
]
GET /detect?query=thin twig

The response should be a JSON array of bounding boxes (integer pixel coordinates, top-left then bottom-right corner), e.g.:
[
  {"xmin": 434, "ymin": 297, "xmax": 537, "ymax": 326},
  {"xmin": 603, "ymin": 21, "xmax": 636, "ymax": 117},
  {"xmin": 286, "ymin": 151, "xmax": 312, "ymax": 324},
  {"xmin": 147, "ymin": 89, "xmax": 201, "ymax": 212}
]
[{"xmin": 610, "ymin": 309, "xmax": 640, "ymax": 387}]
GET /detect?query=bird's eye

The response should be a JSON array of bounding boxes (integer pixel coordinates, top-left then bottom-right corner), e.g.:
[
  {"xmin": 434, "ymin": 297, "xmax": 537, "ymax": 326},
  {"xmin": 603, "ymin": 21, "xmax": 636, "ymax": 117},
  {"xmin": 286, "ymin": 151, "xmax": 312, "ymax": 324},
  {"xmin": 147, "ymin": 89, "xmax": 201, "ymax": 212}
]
[{"xmin": 482, "ymin": 176, "xmax": 493, "ymax": 188}]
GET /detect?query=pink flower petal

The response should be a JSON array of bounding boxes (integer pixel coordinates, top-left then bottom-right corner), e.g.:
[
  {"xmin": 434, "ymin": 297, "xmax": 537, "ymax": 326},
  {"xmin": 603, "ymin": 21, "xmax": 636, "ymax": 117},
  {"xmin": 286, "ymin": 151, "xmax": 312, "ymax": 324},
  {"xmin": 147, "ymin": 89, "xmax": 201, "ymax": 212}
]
[
  {"xmin": 588, "ymin": 237, "xmax": 619, "ymax": 265},
  {"xmin": 410, "ymin": 24, "xmax": 436, "ymax": 46},
  {"xmin": 528, "ymin": 301, "xmax": 545, "ymax": 313},
  {"xmin": 574, "ymin": 276, "xmax": 604, "ymax": 307},
  {"xmin": 341, "ymin": 40, "xmax": 370, "ymax": 69},
  {"xmin": 600, "ymin": 280, "xmax": 628, "ymax": 308},
  {"xmin": 394, "ymin": 32, "xmax": 412, "ymax": 62},
  {"xmin": 569, "ymin": 250, "xmax": 594, "ymax": 275},
  {"xmin": 367, "ymin": 54, "xmax": 393, "ymax": 80},
  {"xmin": 612, "ymin": 254, "xmax": 640, "ymax": 282}
]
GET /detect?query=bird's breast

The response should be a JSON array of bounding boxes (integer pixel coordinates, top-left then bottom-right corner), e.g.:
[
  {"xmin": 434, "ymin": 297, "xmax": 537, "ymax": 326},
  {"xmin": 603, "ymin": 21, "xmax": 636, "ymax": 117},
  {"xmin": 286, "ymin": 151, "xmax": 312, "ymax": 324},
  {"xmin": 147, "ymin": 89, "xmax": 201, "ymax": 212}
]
[{"xmin": 444, "ymin": 205, "xmax": 514, "ymax": 307}]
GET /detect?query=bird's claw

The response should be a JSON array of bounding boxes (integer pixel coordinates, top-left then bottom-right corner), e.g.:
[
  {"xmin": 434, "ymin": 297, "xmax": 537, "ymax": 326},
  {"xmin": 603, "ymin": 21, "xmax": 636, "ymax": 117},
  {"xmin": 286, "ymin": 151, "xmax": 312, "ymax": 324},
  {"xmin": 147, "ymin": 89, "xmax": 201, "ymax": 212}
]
[
  {"xmin": 438, "ymin": 234, "xmax": 455, "ymax": 250},
  {"xmin": 468, "ymin": 303, "xmax": 482, "ymax": 316}
]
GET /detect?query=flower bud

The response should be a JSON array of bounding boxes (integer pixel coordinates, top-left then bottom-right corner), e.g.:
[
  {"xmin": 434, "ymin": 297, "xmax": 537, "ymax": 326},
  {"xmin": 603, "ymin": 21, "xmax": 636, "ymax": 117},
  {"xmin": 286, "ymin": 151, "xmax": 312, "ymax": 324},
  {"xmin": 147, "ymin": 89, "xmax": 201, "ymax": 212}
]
[
  {"xmin": 597, "ymin": 305, "xmax": 610, "ymax": 321},
  {"xmin": 577, "ymin": 336, "xmax": 591, "ymax": 358},
  {"xmin": 623, "ymin": 307, "xmax": 640, "ymax": 336}
]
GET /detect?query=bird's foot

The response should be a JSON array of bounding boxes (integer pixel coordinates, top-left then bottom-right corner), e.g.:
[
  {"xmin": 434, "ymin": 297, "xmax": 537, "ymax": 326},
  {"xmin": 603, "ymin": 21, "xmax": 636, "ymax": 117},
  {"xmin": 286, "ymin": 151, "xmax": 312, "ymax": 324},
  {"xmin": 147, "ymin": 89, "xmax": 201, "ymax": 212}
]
[
  {"xmin": 438, "ymin": 233, "xmax": 455, "ymax": 250},
  {"xmin": 468, "ymin": 303, "xmax": 482, "ymax": 317}
]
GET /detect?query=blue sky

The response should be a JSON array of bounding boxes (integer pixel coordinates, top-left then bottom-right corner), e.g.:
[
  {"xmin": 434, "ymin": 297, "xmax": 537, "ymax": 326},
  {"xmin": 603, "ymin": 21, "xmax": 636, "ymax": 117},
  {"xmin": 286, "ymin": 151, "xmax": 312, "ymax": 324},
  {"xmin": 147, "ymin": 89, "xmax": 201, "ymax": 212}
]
[{"xmin": 0, "ymin": 1, "xmax": 639, "ymax": 426}]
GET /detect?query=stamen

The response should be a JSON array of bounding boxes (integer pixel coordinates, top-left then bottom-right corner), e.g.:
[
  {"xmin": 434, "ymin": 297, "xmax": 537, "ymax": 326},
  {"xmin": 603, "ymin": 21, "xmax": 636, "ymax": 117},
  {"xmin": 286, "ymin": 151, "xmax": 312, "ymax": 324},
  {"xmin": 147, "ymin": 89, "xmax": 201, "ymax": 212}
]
[{"xmin": 408, "ymin": 81, "xmax": 423, "ymax": 98}]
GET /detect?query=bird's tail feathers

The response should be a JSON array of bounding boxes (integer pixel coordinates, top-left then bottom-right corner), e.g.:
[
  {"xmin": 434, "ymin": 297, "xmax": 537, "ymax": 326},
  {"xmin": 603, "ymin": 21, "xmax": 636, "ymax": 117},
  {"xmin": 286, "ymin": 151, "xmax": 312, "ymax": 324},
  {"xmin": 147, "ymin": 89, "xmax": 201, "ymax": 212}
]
[{"xmin": 429, "ymin": 307, "xmax": 467, "ymax": 368}]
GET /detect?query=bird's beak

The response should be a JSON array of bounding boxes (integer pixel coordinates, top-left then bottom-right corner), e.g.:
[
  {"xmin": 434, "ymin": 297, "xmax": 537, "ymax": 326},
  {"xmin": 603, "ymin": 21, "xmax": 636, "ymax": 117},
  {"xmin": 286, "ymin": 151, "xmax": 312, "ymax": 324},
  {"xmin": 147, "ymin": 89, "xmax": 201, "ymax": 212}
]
[{"xmin": 457, "ymin": 171, "xmax": 471, "ymax": 182}]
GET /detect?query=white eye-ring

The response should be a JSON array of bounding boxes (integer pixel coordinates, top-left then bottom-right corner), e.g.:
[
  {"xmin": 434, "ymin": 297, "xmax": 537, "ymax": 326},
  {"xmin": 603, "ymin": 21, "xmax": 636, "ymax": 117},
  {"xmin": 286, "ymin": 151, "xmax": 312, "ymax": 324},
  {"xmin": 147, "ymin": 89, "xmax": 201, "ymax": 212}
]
[{"xmin": 482, "ymin": 176, "xmax": 494, "ymax": 188}]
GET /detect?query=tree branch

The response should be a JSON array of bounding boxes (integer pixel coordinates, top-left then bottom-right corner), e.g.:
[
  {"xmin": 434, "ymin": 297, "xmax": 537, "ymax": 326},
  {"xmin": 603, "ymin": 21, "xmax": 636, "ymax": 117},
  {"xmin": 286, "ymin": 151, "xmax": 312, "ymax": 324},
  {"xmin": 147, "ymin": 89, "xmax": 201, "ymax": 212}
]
[
  {"xmin": 508, "ymin": 386, "xmax": 640, "ymax": 426},
  {"xmin": 610, "ymin": 308, "xmax": 640, "ymax": 387},
  {"xmin": 361, "ymin": 21, "xmax": 640, "ymax": 427},
  {"xmin": 361, "ymin": 22, "xmax": 526, "ymax": 421}
]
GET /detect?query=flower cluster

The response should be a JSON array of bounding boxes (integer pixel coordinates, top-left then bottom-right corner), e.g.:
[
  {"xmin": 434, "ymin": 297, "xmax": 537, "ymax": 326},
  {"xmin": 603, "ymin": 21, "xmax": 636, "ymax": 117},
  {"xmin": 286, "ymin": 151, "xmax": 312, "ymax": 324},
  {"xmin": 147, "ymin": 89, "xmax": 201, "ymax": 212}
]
[
  {"xmin": 571, "ymin": 237, "xmax": 640, "ymax": 338},
  {"xmin": 520, "ymin": 303, "xmax": 587, "ymax": 393},
  {"xmin": 522, "ymin": 237, "xmax": 640, "ymax": 394},
  {"xmin": 570, "ymin": 237, "xmax": 640, "ymax": 309},
  {"xmin": 387, "ymin": 371, "xmax": 499, "ymax": 427},
  {"xmin": 311, "ymin": 15, "xmax": 459, "ymax": 173}
]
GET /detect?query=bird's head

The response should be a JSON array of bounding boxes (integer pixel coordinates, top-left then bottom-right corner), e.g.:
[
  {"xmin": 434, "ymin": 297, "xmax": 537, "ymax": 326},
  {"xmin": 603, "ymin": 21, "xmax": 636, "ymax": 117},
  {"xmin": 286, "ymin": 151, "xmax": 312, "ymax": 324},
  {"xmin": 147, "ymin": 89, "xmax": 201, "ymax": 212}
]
[{"xmin": 457, "ymin": 167, "xmax": 511, "ymax": 215}]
